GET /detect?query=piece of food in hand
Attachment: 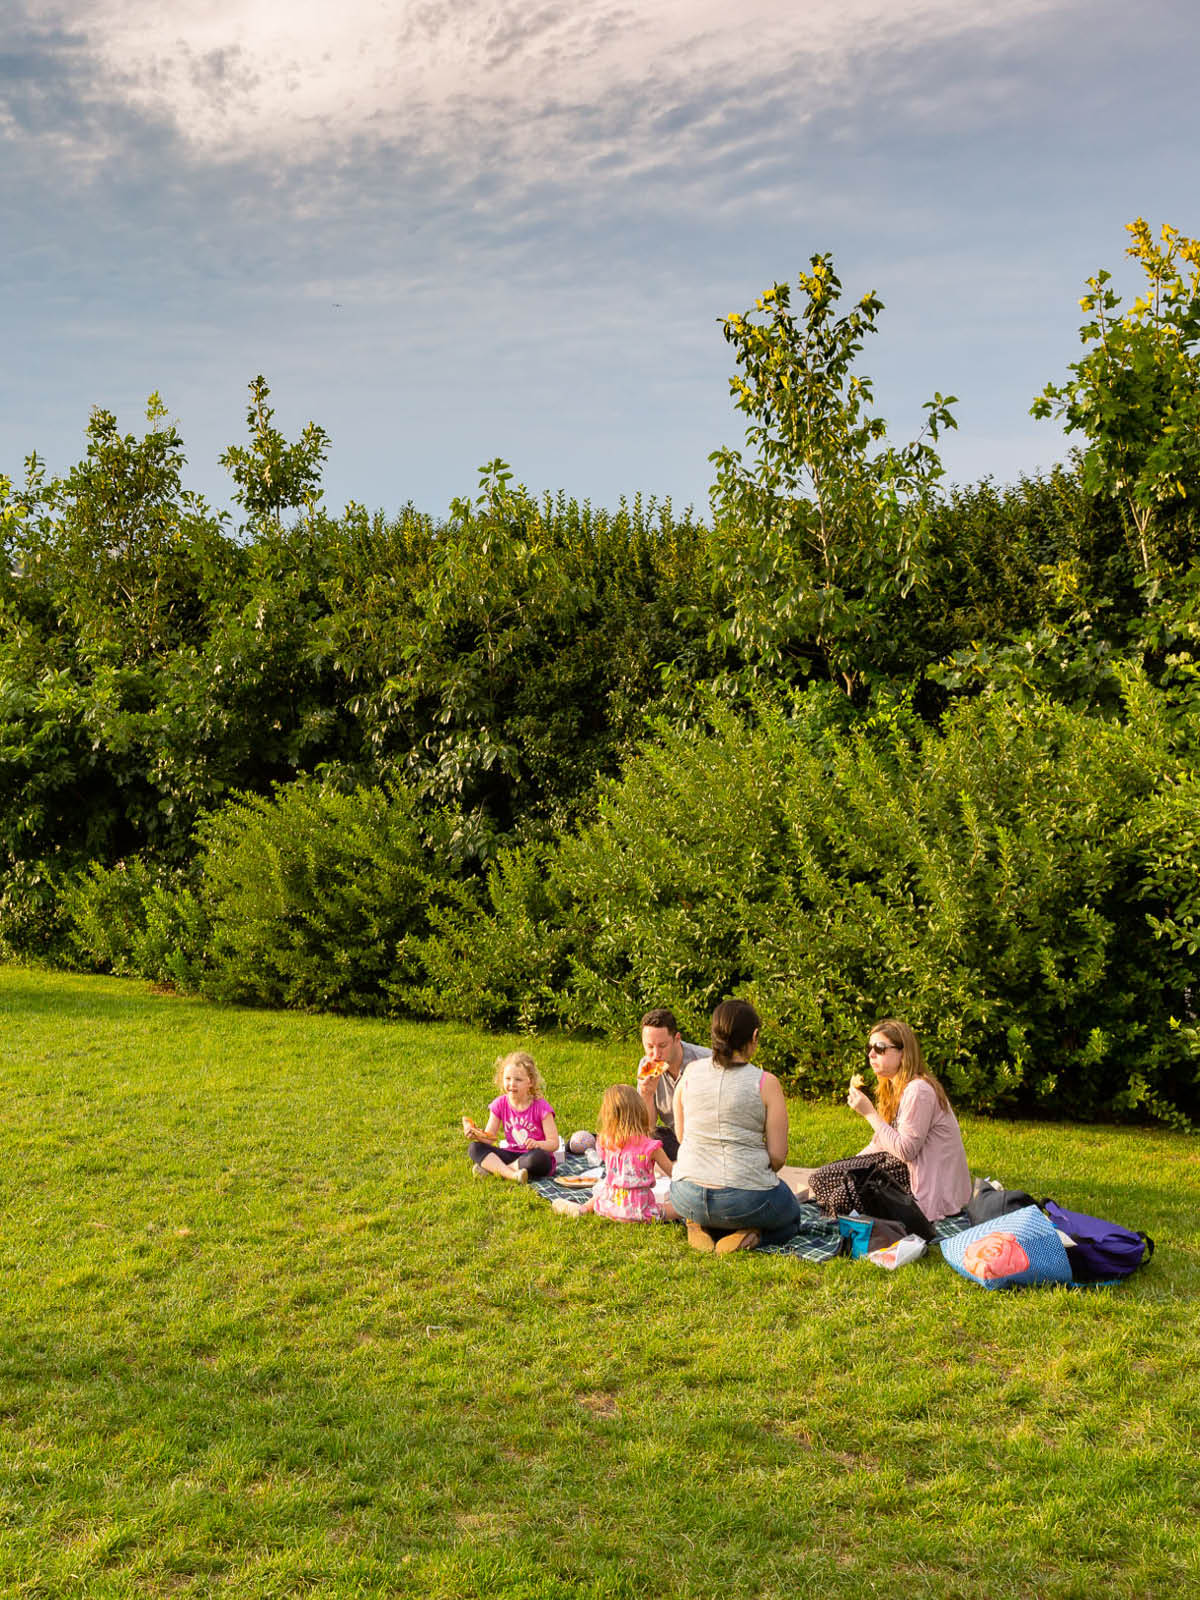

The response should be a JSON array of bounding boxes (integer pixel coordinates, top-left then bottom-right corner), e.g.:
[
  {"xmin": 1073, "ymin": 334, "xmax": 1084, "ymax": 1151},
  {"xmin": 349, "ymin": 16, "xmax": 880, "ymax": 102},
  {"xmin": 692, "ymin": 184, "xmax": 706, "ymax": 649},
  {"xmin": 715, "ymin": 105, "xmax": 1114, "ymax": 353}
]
[
  {"xmin": 638, "ymin": 1060, "xmax": 665, "ymax": 1080},
  {"xmin": 850, "ymin": 1073, "xmax": 866, "ymax": 1091}
]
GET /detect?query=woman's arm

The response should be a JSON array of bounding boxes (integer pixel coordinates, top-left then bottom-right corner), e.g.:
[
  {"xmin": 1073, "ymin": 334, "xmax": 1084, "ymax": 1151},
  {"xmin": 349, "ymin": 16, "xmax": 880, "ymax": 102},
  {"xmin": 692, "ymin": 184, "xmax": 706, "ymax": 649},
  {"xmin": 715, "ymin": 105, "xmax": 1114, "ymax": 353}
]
[
  {"xmin": 672, "ymin": 1079, "xmax": 686, "ymax": 1146},
  {"xmin": 759, "ymin": 1072, "xmax": 789, "ymax": 1171},
  {"xmin": 855, "ymin": 1080, "xmax": 936, "ymax": 1163},
  {"xmin": 846, "ymin": 1084, "xmax": 878, "ymax": 1155}
]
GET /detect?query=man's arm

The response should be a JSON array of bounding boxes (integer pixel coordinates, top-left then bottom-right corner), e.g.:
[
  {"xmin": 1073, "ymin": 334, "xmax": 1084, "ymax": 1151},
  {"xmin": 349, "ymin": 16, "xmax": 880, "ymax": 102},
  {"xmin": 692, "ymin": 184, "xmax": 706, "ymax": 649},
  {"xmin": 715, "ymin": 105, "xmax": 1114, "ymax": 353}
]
[{"xmin": 636, "ymin": 1055, "xmax": 663, "ymax": 1119}]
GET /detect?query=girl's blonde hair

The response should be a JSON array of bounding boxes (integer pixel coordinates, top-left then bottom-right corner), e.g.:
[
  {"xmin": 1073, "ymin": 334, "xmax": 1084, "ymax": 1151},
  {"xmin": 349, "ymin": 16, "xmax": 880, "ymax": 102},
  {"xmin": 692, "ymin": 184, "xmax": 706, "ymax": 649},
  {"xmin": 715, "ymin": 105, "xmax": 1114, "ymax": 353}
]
[
  {"xmin": 493, "ymin": 1050, "xmax": 543, "ymax": 1095},
  {"xmin": 869, "ymin": 1018, "xmax": 950, "ymax": 1125},
  {"xmin": 597, "ymin": 1083, "xmax": 652, "ymax": 1151}
]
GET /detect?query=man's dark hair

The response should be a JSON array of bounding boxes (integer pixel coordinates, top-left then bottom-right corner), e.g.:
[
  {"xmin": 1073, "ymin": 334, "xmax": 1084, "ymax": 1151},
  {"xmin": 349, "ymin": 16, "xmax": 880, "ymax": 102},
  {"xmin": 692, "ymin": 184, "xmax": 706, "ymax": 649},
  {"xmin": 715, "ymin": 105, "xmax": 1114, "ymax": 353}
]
[{"xmin": 640, "ymin": 1007, "xmax": 679, "ymax": 1035}]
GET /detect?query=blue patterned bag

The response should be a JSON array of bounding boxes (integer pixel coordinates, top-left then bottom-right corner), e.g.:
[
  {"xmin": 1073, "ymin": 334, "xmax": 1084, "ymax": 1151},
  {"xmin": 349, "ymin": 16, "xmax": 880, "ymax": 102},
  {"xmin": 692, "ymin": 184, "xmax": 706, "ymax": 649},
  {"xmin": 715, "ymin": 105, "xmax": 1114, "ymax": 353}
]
[{"xmin": 941, "ymin": 1203, "xmax": 1073, "ymax": 1290}]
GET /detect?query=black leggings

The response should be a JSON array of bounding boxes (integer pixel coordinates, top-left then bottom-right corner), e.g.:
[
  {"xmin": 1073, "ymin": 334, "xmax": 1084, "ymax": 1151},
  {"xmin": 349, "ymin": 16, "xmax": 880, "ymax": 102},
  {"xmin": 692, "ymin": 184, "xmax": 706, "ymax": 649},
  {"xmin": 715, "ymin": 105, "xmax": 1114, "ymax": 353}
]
[{"xmin": 467, "ymin": 1142, "xmax": 553, "ymax": 1180}]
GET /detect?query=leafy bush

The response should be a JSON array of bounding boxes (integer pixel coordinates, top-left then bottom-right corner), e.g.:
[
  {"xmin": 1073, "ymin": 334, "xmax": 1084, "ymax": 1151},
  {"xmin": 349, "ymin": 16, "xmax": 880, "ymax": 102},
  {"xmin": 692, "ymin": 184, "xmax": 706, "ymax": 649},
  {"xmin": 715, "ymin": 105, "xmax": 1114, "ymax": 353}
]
[
  {"xmin": 61, "ymin": 858, "xmax": 210, "ymax": 990},
  {"xmin": 744, "ymin": 692, "xmax": 1165, "ymax": 1118},
  {"xmin": 3, "ymin": 422, "xmax": 714, "ymax": 896},
  {"xmin": 474, "ymin": 685, "xmax": 1199, "ymax": 1122},
  {"xmin": 0, "ymin": 857, "xmax": 69, "ymax": 962},
  {"xmin": 419, "ymin": 844, "xmax": 575, "ymax": 1031},
  {"xmin": 194, "ymin": 779, "xmax": 457, "ymax": 1014},
  {"xmin": 62, "ymin": 857, "xmax": 163, "ymax": 975},
  {"xmin": 129, "ymin": 879, "xmax": 210, "ymax": 991},
  {"xmin": 549, "ymin": 712, "xmax": 795, "ymax": 1041},
  {"xmin": 0, "ymin": 648, "xmax": 117, "ymax": 957}
]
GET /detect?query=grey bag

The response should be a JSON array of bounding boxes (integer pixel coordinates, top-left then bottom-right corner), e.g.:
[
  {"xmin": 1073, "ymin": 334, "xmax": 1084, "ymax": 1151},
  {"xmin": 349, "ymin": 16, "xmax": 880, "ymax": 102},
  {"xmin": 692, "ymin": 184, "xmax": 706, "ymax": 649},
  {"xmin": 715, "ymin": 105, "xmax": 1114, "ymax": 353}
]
[{"xmin": 965, "ymin": 1185, "xmax": 1038, "ymax": 1225}]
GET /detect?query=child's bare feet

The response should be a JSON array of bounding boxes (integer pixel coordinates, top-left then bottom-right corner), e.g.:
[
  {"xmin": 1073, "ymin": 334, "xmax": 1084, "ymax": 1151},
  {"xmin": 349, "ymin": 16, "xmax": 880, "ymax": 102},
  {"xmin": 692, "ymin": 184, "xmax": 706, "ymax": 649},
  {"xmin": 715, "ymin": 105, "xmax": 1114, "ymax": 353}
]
[{"xmin": 551, "ymin": 1198, "xmax": 584, "ymax": 1218}]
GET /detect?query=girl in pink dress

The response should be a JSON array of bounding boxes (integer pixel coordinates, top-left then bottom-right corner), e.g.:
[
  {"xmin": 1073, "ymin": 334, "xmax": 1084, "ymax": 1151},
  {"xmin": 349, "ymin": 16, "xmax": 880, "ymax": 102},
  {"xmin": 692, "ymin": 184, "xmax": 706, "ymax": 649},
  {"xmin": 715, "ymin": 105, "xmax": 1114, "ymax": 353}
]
[{"xmin": 552, "ymin": 1085, "xmax": 677, "ymax": 1222}]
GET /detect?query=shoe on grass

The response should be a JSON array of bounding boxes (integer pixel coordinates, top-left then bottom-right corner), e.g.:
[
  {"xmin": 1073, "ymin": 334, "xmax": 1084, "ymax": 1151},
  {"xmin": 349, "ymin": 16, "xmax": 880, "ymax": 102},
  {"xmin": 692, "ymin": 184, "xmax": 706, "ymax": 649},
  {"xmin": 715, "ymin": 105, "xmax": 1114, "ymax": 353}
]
[
  {"xmin": 686, "ymin": 1220, "xmax": 717, "ymax": 1253},
  {"xmin": 471, "ymin": 1162, "xmax": 487, "ymax": 1178},
  {"xmin": 715, "ymin": 1228, "xmax": 761, "ymax": 1253}
]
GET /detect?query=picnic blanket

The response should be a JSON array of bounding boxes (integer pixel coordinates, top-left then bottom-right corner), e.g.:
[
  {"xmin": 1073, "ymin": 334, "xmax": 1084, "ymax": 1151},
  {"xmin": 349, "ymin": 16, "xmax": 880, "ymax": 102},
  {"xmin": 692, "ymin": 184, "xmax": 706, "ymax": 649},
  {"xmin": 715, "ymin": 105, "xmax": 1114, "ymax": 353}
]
[{"xmin": 533, "ymin": 1154, "xmax": 973, "ymax": 1262}]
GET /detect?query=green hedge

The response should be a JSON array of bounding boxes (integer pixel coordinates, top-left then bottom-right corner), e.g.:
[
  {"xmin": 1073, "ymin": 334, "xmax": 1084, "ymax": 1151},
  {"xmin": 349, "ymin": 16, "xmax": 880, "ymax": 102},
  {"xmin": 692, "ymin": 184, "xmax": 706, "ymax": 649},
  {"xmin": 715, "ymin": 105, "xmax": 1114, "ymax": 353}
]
[
  {"xmin": 61, "ymin": 858, "xmax": 208, "ymax": 991},
  {"xmin": 182, "ymin": 779, "xmax": 460, "ymax": 1014},
  {"xmin": 429, "ymin": 682, "xmax": 1200, "ymax": 1122},
  {"xmin": 60, "ymin": 682, "xmax": 1200, "ymax": 1121}
]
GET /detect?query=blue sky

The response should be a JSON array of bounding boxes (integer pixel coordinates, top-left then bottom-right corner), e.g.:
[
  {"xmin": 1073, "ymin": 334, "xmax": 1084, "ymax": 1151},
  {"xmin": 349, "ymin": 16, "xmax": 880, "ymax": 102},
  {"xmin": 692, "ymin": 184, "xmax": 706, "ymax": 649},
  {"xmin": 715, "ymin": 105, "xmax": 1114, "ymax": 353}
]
[{"xmin": 3, "ymin": 0, "xmax": 1198, "ymax": 521}]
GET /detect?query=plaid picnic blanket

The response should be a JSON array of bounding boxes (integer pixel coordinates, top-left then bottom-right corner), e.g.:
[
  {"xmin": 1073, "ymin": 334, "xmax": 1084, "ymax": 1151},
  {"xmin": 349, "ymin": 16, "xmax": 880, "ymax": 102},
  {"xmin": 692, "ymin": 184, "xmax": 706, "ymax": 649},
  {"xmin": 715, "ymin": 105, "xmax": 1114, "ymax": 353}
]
[
  {"xmin": 762, "ymin": 1206, "xmax": 974, "ymax": 1260},
  {"xmin": 533, "ymin": 1154, "xmax": 973, "ymax": 1262},
  {"xmin": 532, "ymin": 1151, "xmax": 608, "ymax": 1208}
]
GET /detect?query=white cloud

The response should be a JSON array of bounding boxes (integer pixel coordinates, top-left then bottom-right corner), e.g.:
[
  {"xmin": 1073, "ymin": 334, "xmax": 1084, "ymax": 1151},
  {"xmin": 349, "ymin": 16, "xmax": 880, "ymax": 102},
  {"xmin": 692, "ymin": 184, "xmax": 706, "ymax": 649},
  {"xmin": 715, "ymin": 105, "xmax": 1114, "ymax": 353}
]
[{"xmin": 32, "ymin": 0, "xmax": 1067, "ymax": 175}]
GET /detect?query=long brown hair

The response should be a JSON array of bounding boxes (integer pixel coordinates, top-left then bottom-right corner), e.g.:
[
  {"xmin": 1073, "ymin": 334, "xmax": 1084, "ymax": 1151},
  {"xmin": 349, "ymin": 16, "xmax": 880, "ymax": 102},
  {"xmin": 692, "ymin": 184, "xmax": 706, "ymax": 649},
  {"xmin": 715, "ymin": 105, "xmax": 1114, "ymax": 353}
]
[
  {"xmin": 597, "ymin": 1083, "xmax": 653, "ymax": 1151},
  {"xmin": 869, "ymin": 1018, "xmax": 950, "ymax": 1125}
]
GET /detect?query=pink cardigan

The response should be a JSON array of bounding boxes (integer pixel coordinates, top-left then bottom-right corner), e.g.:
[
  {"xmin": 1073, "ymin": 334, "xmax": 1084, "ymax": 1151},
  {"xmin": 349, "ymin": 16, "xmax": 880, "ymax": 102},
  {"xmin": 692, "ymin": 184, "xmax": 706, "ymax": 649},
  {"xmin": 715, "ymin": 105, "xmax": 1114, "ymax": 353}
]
[{"xmin": 861, "ymin": 1078, "xmax": 971, "ymax": 1221}]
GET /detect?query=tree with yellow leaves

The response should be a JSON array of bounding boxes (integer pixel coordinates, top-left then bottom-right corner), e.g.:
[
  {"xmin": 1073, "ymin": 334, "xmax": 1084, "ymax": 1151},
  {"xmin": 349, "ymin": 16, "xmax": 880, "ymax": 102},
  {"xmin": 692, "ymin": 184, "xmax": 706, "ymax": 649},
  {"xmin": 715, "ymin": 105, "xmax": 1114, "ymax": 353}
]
[{"xmin": 1033, "ymin": 220, "xmax": 1200, "ymax": 577}]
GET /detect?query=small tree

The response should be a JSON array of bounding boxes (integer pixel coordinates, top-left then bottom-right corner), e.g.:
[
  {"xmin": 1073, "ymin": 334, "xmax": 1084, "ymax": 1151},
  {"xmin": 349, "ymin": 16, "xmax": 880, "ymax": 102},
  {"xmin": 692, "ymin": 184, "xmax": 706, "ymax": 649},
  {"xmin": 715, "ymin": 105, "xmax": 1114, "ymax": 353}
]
[
  {"xmin": 10, "ymin": 394, "xmax": 227, "ymax": 663},
  {"xmin": 220, "ymin": 376, "xmax": 329, "ymax": 531},
  {"xmin": 708, "ymin": 254, "xmax": 956, "ymax": 697},
  {"xmin": 1033, "ymin": 219, "xmax": 1200, "ymax": 576}
]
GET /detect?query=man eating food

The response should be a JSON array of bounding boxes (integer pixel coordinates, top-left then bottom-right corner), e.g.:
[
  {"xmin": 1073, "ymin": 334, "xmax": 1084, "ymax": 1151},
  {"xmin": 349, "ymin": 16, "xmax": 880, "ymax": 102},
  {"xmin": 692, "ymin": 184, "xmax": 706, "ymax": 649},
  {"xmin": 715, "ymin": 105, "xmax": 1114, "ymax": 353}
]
[{"xmin": 635, "ymin": 1007, "xmax": 710, "ymax": 1161}]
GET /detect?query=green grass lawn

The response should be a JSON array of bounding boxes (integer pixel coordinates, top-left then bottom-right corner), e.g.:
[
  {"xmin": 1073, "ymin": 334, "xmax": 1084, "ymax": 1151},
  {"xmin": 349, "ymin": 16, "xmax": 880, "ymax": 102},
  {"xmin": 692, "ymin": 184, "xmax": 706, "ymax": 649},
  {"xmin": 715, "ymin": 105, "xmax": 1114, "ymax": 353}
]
[{"xmin": 1, "ymin": 966, "xmax": 1197, "ymax": 1598}]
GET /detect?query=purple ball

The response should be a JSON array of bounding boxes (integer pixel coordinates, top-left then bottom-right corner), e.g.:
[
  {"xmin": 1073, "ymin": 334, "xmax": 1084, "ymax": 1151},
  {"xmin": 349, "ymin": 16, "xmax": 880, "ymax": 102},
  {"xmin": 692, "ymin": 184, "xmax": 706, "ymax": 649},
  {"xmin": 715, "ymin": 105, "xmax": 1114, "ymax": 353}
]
[{"xmin": 568, "ymin": 1130, "xmax": 596, "ymax": 1155}]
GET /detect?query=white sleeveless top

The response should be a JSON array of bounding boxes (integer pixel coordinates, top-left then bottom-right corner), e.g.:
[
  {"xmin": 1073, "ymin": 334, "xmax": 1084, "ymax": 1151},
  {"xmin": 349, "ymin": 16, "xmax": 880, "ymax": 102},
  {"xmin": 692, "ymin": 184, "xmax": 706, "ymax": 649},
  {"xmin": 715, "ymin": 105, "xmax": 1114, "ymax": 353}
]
[{"xmin": 673, "ymin": 1058, "xmax": 774, "ymax": 1191}]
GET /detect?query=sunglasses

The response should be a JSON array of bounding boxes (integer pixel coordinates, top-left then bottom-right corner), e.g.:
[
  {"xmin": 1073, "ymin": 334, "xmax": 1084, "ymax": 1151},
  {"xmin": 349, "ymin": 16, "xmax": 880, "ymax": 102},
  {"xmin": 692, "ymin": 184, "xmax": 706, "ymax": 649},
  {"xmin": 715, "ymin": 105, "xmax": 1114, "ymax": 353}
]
[{"xmin": 866, "ymin": 1041, "xmax": 900, "ymax": 1055}]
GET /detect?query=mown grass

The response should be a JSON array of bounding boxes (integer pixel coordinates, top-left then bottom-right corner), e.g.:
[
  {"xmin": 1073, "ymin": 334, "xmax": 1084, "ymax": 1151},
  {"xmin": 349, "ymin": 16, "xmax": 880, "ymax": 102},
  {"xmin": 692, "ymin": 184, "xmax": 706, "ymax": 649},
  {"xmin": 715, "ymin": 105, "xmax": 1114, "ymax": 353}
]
[{"xmin": 1, "ymin": 965, "xmax": 1197, "ymax": 1598}]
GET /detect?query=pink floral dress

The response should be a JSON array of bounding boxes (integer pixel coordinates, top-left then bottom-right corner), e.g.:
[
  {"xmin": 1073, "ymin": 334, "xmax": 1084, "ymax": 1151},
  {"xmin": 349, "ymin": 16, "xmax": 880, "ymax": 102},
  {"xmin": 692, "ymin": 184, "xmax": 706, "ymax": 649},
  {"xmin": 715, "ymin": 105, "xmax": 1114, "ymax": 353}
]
[{"xmin": 593, "ymin": 1134, "xmax": 665, "ymax": 1222}]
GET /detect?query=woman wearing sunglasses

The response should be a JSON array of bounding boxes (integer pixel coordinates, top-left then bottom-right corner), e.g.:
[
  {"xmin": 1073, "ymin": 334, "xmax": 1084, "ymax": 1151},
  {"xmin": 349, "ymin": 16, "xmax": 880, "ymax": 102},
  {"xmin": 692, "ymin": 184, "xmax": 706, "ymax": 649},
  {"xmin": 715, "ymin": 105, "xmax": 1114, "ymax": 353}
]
[{"xmin": 809, "ymin": 1018, "xmax": 971, "ymax": 1223}]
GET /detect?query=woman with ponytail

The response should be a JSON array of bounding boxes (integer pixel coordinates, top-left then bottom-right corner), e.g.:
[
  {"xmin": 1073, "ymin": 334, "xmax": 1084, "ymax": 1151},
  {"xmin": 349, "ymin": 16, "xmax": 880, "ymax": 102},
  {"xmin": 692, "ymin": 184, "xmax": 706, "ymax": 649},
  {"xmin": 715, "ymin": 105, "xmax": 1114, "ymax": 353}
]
[{"xmin": 669, "ymin": 999, "xmax": 803, "ymax": 1253}]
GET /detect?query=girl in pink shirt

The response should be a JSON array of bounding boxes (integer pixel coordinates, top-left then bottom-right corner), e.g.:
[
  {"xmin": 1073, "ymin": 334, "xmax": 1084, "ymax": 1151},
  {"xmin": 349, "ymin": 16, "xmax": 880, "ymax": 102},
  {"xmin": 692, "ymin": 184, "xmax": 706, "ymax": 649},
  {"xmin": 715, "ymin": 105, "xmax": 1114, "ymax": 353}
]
[
  {"xmin": 845, "ymin": 1018, "xmax": 972, "ymax": 1221},
  {"xmin": 552, "ymin": 1084, "xmax": 677, "ymax": 1222},
  {"xmin": 462, "ymin": 1051, "xmax": 558, "ymax": 1182}
]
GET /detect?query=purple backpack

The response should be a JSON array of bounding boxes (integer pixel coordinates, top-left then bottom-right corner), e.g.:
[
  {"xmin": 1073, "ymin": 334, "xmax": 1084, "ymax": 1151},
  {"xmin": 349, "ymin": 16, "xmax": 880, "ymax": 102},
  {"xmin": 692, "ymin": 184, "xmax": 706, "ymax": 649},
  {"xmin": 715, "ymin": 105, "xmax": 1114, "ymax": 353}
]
[{"xmin": 1043, "ymin": 1202, "xmax": 1154, "ymax": 1283}]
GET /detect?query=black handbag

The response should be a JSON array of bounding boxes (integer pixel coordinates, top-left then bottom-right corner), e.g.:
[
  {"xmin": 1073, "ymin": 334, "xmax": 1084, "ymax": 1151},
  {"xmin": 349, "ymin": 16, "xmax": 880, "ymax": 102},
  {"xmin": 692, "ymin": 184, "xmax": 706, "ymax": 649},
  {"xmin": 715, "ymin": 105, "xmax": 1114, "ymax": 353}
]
[{"xmin": 856, "ymin": 1169, "xmax": 937, "ymax": 1241}]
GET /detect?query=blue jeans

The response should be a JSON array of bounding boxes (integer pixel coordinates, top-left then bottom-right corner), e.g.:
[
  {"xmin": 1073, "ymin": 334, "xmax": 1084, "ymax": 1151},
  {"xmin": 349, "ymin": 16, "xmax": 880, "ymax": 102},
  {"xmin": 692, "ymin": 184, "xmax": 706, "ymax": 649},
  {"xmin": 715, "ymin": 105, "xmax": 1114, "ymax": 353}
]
[{"xmin": 670, "ymin": 1176, "xmax": 803, "ymax": 1246}]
